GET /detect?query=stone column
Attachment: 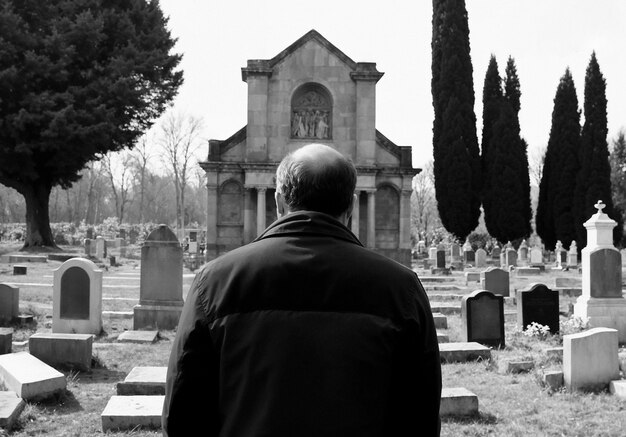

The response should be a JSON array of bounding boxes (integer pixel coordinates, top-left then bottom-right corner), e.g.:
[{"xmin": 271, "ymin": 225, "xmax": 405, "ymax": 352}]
[
  {"xmin": 256, "ymin": 188, "xmax": 267, "ymax": 237},
  {"xmin": 351, "ymin": 191, "xmax": 360, "ymax": 238},
  {"xmin": 205, "ymin": 183, "xmax": 218, "ymax": 260},
  {"xmin": 243, "ymin": 188, "xmax": 255, "ymax": 244},
  {"xmin": 367, "ymin": 190, "xmax": 376, "ymax": 249},
  {"xmin": 351, "ymin": 64, "xmax": 383, "ymax": 166},
  {"xmin": 242, "ymin": 60, "xmax": 272, "ymax": 162},
  {"xmin": 574, "ymin": 200, "xmax": 626, "ymax": 343},
  {"xmin": 399, "ymin": 190, "xmax": 411, "ymax": 249}
]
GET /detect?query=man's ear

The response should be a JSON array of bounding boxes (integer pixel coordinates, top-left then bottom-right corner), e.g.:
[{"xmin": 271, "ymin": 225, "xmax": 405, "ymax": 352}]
[
  {"xmin": 275, "ymin": 191, "xmax": 286, "ymax": 217},
  {"xmin": 346, "ymin": 193, "xmax": 356, "ymax": 219}
]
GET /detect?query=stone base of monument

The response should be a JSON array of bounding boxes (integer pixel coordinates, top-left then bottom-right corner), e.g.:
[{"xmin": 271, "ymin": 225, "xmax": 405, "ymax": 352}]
[
  {"xmin": 439, "ymin": 342, "xmax": 492, "ymax": 363},
  {"xmin": 574, "ymin": 297, "xmax": 626, "ymax": 343},
  {"xmin": 440, "ymin": 387, "xmax": 478, "ymax": 417},
  {"xmin": 0, "ymin": 352, "xmax": 66, "ymax": 401},
  {"xmin": 101, "ymin": 395, "xmax": 164, "ymax": 432},
  {"xmin": 133, "ymin": 304, "xmax": 183, "ymax": 331},
  {"xmin": 28, "ymin": 333, "xmax": 93, "ymax": 372},
  {"xmin": 116, "ymin": 366, "xmax": 166, "ymax": 395},
  {"xmin": 0, "ymin": 391, "xmax": 25, "ymax": 430}
]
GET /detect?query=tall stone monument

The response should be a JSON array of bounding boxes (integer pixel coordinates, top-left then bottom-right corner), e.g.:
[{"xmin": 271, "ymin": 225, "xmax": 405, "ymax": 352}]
[
  {"xmin": 574, "ymin": 201, "xmax": 626, "ymax": 343},
  {"xmin": 133, "ymin": 225, "xmax": 184, "ymax": 330}
]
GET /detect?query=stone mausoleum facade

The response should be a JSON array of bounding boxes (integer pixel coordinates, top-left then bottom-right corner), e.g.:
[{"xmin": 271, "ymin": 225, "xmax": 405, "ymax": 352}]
[{"xmin": 200, "ymin": 30, "xmax": 419, "ymax": 266}]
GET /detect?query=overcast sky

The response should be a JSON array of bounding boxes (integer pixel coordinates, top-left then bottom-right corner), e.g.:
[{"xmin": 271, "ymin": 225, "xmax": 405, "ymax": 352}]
[{"xmin": 157, "ymin": 0, "xmax": 626, "ymax": 169}]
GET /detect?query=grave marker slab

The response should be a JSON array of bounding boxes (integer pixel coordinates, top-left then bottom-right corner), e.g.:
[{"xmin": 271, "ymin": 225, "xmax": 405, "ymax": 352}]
[
  {"xmin": 116, "ymin": 366, "xmax": 166, "ymax": 395},
  {"xmin": 480, "ymin": 267, "xmax": 510, "ymax": 296},
  {"xmin": 101, "ymin": 395, "xmax": 164, "ymax": 432},
  {"xmin": 563, "ymin": 327, "xmax": 619, "ymax": 391},
  {"xmin": 95, "ymin": 236, "xmax": 106, "ymax": 259},
  {"xmin": 118, "ymin": 330, "xmax": 158, "ymax": 344},
  {"xmin": 52, "ymin": 258, "xmax": 103, "ymax": 335},
  {"xmin": 12, "ymin": 265, "xmax": 26, "ymax": 275},
  {"xmin": 530, "ymin": 247, "xmax": 543, "ymax": 265},
  {"xmin": 28, "ymin": 333, "xmax": 93, "ymax": 372},
  {"xmin": 436, "ymin": 250, "xmax": 446, "ymax": 269},
  {"xmin": 0, "ymin": 391, "xmax": 25, "ymax": 430},
  {"xmin": 0, "ymin": 352, "xmax": 66, "ymax": 400},
  {"xmin": 475, "ymin": 248, "xmax": 487, "ymax": 268},
  {"xmin": 0, "ymin": 284, "xmax": 19, "ymax": 326},
  {"xmin": 461, "ymin": 290, "xmax": 505, "ymax": 348},
  {"xmin": 440, "ymin": 387, "xmax": 478, "ymax": 417},
  {"xmin": 610, "ymin": 380, "xmax": 626, "ymax": 399},
  {"xmin": 439, "ymin": 342, "xmax": 492, "ymax": 363},
  {"xmin": 134, "ymin": 225, "xmax": 183, "ymax": 330},
  {"xmin": 0, "ymin": 328, "xmax": 12, "ymax": 355},
  {"xmin": 516, "ymin": 283, "xmax": 559, "ymax": 334}
]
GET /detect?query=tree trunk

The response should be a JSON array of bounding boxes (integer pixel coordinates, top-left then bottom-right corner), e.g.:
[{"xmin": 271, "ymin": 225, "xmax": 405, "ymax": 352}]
[{"xmin": 22, "ymin": 182, "xmax": 58, "ymax": 250}]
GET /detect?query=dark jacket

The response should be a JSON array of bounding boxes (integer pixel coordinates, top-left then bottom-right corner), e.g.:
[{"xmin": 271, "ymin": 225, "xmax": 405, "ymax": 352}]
[{"xmin": 162, "ymin": 211, "xmax": 441, "ymax": 436}]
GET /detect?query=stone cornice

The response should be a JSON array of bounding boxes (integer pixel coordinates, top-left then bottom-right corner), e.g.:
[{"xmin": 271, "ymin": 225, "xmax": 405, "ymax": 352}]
[
  {"xmin": 350, "ymin": 63, "xmax": 384, "ymax": 83},
  {"xmin": 241, "ymin": 60, "xmax": 273, "ymax": 82}
]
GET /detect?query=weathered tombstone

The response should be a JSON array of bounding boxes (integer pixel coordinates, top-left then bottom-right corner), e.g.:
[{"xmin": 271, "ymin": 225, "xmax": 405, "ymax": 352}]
[
  {"xmin": 0, "ymin": 284, "xmax": 19, "ymax": 326},
  {"xmin": 563, "ymin": 327, "xmax": 619, "ymax": 391},
  {"xmin": 554, "ymin": 240, "xmax": 564, "ymax": 269},
  {"xmin": 428, "ymin": 245, "xmax": 437, "ymax": 261},
  {"xmin": 133, "ymin": 225, "xmax": 184, "ymax": 330},
  {"xmin": 450, "ymin": 243, "xmax": 461, "ymax": 263},
  {"xmin": 516, "ymin": 283, "xmax": 560, "ymax": 334},
  {"xmin": 118, "ymin": 228, "xmax": 126, "ymax": 239},
  {"xmin": 436, "ymin": 249, "xmax": 446, "ymax": 269},
  {"xmin": 504, "ymin": 248, "xmax": 517, "ymax": 268},
  {"xmin": 109, "ymin": 256, "xmax": 117, "ymax": 267},
  {"xmin": 491, "ymin": 244, "xmax": 501, "ymax": 261},
  {"xmin": 417, "ymin": 240, "xmax": 426, "ymax": 255},
  {"xmin": 120, "ymin": 239, "xmax": 127, "ymax": 258},
  {"xmin": 84, "ymin": 239, "xmax": 92, "ymax": 256},
  {"xmin": 475, "ymin": 248, "xmax": 487, "ymax": 268},
  {"xmin": 530, "ymin": 246, "xmax": 543, "ymax": 265},
  {"xmin": 518, "ymin": 239, "xmax": 529, "ymax": 263},
  {"xmin": 461, "ymin": 290, "xmax": 505, "ymax": 348},
  {"xmin": 86, "ymin": 228, "xmax": 94, "ymax": 240},
  {"xmin": 462, "ymin": 240, "xmax": 474, "ymax": 264},
  {"xmin": 52, "ymin": 258, "xmax": 103, "ymax": 335},
  {"xmin": 567, "ymin": 241, "xmax": 578, "ymax": 267},
  {"xmin": 480, "ymin": 267, "xmax": 510, "ymax": 297},
  {"xmin": 95, "ymin": 236, "xmax": 106, "ymax": 259},
  {"xmin": 574, "ymin": 201, "xmax": 626, "ymax": 343},
  {"xmin": 0, "ymin": 328, "xmax": 12, "ymax": 354}
]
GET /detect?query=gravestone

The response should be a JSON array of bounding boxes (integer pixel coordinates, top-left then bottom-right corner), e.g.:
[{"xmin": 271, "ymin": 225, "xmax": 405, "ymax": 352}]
[
  {"xmin": 504, "ymin": 248, "xmax": 517, "ymax": 268},
  {"xmin": 95, "ymin": 236, "xmax": 106, "ymax": 259},
  {"xmin": 52, "ymin": 258, "xmax": 103, "ymax": 335},
  {"xmin": 417, "ymin": 240, "xmax": 426, "ymax": 254},
  {"xmin": 86, "ymin": 228, "xmax": 94, "ymax": 239},
  {"xmin": 518, "ymin": 239, "xmax": 529, "ymax": 263},
  {"xmin": 133, "ymin": 225, "xmax": 184, "ymax": 330},
  {"xmin": 118, "ymin": 228, "xmax": 126, "ymax": 239},
  {"xmin": 0, "ymin": 328, "xmax": 12, "ymax": 355},
  {"xmin": 0, "ymin": 284, "xmax": 19, "ymax": 326},
  {"xmin": 428, "ymin": 245, "xmax": 437, "ymax": 261},
  {"xmin": 475, "ymin": 248, "xmax": 487, "ymax": 268},
  {"xmin": 436, "ymin": 249, "xmax": 446, "ymax": 269},
  {"xmin": 84, "ymin": 239, "xmax": 92, "ymax": 256},
  {"xmin": 516, "ymin": 283, "xmax": 559, "ymax": 334},
  {"xmin": 461, "ymin": 290, "xmax": 505, "ymax": 348},
  {"xmin": 567, "ymin": 241, "xmax": 578, "ymax": 267},
  {"xmin": 463, "ymin": 240, "xmax": 475, "ymax": 264},
  {"xmin": 564, "ymin": 327, "xmax": 619, "ymax": 391},
  {"xmin": 530, "ymin": 247, "xmax": 543, "ymax": 265},
  {"xmin": 188, "ymin": 231, "xmax": 198, "ymax": 254},
  {"xmin": 554, "ymin": 241, "xmax": 565, "ymax": 269},
  {"xmin": 491, "ymin": 244, "xmax": 501, "ymax": 261},
  {"xmin": 481, "ymin": 267, "xmax": 510, "ymax": 296},
  {"xmin": 574, "ymin": 201, "xmax": 626, "ymax": 343},
  {"xmin": 120, "ymin": 239, "xmax": 127, "ymax": 258},
  {"xmin": 450, "ymin": 243, "xmax": 461, "ymax": 263}
]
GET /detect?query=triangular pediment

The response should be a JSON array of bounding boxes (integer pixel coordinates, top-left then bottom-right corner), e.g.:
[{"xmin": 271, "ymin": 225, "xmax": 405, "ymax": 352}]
[{"xmin": 268, "ymin": 29, "xmax": 358, "ymax": 70}]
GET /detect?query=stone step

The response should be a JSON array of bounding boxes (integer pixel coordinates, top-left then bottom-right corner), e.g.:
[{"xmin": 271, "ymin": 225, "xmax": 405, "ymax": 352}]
[
  {"xmin": 101, "ymin": 395, "xmax": 164, "ymax": 432},
  {"xmin": 439, "ymin": 342, "xmax": 492, "ymax": 363},
  {"xmin": 440, "ymin": 387, "xmax": 478, "ymax": 417},
  {"xmin": 432, "ymin": 313, "xmax": 448, "ymax": 330},
  {"xmin": 117, "ymin": 366, "xmax": 167, "ymax": 395},
  {"xmin": 429, "ymin": 303, "xmax": 460, "ymax": 315},
  {"xmin": 0, "ymin": 352, "xmax": 66, "ymax": 401},
  {"xmin": 0, "ymin": 391, "xmax": 25, "ymax": 430}
]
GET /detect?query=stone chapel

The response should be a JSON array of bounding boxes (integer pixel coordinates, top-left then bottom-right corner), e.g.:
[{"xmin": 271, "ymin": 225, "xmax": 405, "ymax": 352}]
[{"xmin": 200, "ymin": 30, "xmax": 420, "ymax": 266}]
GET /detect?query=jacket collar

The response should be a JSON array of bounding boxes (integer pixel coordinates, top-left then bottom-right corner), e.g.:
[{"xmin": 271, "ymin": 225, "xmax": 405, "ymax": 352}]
[{"xmin": 255, "ymin": 211, "xmax": 363, "ymax": 246}]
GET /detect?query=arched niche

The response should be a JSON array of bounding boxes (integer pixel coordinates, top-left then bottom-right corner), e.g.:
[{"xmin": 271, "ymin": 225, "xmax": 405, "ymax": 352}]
[{"xmin": 291, "ymin": 83, "xmax": 332, "ymax": 140}]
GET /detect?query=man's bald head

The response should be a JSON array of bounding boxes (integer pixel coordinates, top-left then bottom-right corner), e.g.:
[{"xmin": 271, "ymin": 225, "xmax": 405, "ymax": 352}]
[{"xmin": 275, "ymin": 144, "xmax": 357, "ymax": 218}]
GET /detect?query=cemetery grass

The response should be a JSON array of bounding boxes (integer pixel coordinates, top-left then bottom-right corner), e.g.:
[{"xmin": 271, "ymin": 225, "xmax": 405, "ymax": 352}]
[{"xmin": 0, "ymin": 247, "xmax": 624, "ymax": 436}]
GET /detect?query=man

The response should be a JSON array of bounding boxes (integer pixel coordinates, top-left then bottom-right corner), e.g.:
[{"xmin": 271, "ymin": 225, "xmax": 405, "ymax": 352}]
[{"xmin": 162, "ymin": 143, "xmax": 441, "ymax": 436}]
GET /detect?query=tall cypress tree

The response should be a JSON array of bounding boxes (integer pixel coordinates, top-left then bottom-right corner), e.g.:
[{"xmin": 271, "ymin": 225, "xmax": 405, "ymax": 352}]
[
  {"xmin": 431, "ymin": 0, "xmax": 481, "ymax": 241},
  {"xmin": 480, "ymin": 55, "xmax": 501, "ymax": 204},
  {"xmin": 482, "ymin": 56, "xmax": 531, "ymax": 243},
  {"xmin": 536, "ymin": 69, "xmax": 580, "ymax": 250},
  {"xmin": 574, "ymin": 52, "xmax": 621, "ymax": 247}
]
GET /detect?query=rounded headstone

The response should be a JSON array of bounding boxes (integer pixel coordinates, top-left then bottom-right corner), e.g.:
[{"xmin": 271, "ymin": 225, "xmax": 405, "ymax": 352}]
[{"xmin": 144, "ymin": 225, "xmax": 179, "ymax": 246}]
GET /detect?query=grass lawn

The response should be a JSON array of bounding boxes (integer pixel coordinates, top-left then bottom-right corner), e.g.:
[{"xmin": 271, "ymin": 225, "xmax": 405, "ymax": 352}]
[{"xmin": 0, "ymin": 244, "xmax": 625, "ymax": 436}]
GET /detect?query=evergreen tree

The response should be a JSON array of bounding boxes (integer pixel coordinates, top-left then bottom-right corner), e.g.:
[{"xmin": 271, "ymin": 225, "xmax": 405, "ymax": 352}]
[
  {"xmin": 431, "ymin": 0, "xmax": 481, "ymax": 241},
  {"xmin": 609, "ymin": 130, "xmax": 626, "ymax": 246},
  {"xmin": 0, "ymin": 0, "xmax": 183, "ymax": 249},
  {"xmin": 482, "ymin": 56, "xmax": 531, "ymax": 243},
  {"xmin": 536, "ymin": 69, "xmax": 580, "ymax": 250},
  {"xmin": 574, "ymin": 52, "xmax": 622, "ymax": 246},
  {"xmin": 480, "ymin": 55, "xmax": 501, "ymax": 204}
]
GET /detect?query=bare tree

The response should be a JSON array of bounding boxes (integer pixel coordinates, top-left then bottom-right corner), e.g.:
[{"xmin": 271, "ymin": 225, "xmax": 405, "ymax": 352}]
[
  {"xmin": 529, "ymin": 143, "xmax": 547, "ymax": 188},
  {"xmin": 102, "ymin": 150, "xmax": 134, "ymax": 225},
  {"xmin": 411, "ymin": 161, "xmax": 440, "ymax": 246},
  {"xmin": 158, "ymin": 111, "xmax": 204, "ymax": 240},
  {"xmin": 132, "ymin": 135, "xmax": 153, "ymax": 224}
]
